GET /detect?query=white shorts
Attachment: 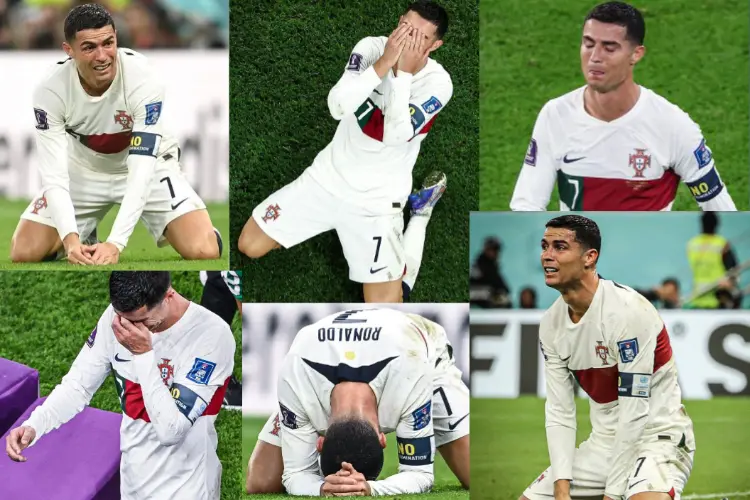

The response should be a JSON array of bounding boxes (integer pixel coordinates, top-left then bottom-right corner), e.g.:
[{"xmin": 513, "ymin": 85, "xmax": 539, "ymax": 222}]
[
  {"xmin": 523, "ymin": 433, "xmax": 694, "ymax": 499},
  {"xmin": 252, "ymin": 169, "xmax": 405, "ymax": 283},
  {"xmin": 257, "ymin": 365, "xmax": 470, "ymax": 448},
  {"xmin": 21, "ymin": 156, "xmax": 205, "ymax": 245}
]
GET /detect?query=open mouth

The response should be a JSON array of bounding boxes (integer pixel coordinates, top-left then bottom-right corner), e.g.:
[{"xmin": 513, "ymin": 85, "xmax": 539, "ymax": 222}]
[
  {"xmin": 544, "ymin": 267, "xmax": 559, "ymax": 275},
  {"xmin": 93, "ymin": 62, "xmax": 111, "ymax": 72}
]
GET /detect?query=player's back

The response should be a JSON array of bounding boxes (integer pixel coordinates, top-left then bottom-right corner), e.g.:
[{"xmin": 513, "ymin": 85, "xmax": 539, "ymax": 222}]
[
  {"xmin": 541, "ymin": 279, "xmax": 693, "ymax": 444},
  {"xmin": 34, "ymin": 48, "xmax": 179, "ymax": 175},
  {"xmin": 280, "ymin": 308, "xmax": 434, "ymax": 434}
]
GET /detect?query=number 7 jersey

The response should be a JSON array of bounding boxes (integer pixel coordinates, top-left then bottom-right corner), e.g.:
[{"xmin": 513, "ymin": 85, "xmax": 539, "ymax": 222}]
[{"xmin": 510, "ymin": 86, "xmax": 736, "ymax": 211}]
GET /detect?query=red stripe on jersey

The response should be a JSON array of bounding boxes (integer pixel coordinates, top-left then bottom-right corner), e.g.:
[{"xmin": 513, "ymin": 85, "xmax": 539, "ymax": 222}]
[
  {"xmin": 668, "ymin": 487, "xmax": 675, "ymax": 499},
  {"xmin": 81, "ymin": 131, "xmax": 132, "ymax": 154},
  {"xmin": 653, "ymin": 324, "xmax": 673, "ymax": 373},
  {"xmin": 203, "ymin": 377, "xmax": 230, "ymax": 416},
  {"xmin": 361, "ymin": 107, "xmax": 385, "ymax": 141},
  {"xmin": 572, "ymin": 365, "xmax": 619, "ymax": 404},
  {"xmin": 581, "ymin": 170, "xmax": 680, "ymax": 210},
  {"xmin": 123, "ymin": 379, "xmax": 151, "ymax": 422},
  {"xmin": 410, "ymin": 116, "xmax": 436, "ymax": 140}
]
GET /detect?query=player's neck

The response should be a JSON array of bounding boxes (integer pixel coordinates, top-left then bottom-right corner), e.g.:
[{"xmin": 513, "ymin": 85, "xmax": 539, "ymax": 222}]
[
  {"xmin": 561, "ymin": 273, "xmax": 600, "ymax": 322},
  {"xmin": 152, "ymin": 293, "xmax": 190, "ymax": 332},
  {"xmin": 78, "ymin": 72, "xmax": 113, "ymax": 97},
  {"xmin": 584, "ymin": 80, "xmax": 640, "ymax": 122}
]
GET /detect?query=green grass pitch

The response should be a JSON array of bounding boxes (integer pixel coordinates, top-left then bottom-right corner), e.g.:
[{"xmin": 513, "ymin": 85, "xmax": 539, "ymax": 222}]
[
  {"xmin": 471, "ymin": 397, "xmax": 750, "ymax": 498},
  {"xmin": 480, "ymin": 0, "xmax": 749, "ymax": 210},
  {"xmin": 230, "ymin": 0, "xmax": 478, "ymax": 302},
  {"xmin": 0, "ymin": 271, "xmax": 242, "ymax": 500},
  {"xmin": 0, "ymin": 199, "xmax": 229, "ymax": 270},
  {"xmin": 241, "ymin": 417, "xmax": 468, "ymax": 499}
]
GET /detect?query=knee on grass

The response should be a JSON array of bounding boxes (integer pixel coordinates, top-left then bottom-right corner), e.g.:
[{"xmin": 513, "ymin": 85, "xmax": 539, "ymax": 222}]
[
  {"xmin": 237, "ymin": 231, "xmax": 275, "ymax": 259},
  {"xmin": 10, "ymin": 237, "xmax": 48, "ymax": 263}
]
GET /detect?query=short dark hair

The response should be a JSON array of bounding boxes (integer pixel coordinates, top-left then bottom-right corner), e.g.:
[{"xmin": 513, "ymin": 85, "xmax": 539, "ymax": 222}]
[
  {"xmin": 701, "ymin": 212, "xmax": 718, "ymax": 234},
  {"xmin": 109, "ymin": 272, "xmax": 171, "ymax": 313},
  {"xmin": 320, "ymin": 419, "xmax": 384, "ymax": 480},
  {"xmin": 662, "ymin": 277, "xmax": 680, "ymax": 290},
  {"xmin": 64, "ymin": 3, "xmax": 115, "ymax": 42},
  {"xmin": 405, "ymin": 1, "xmax": 449, "ymax": 39},
  {"xmin": 585, "ymin": 2, "xmax": 645, "ymax": 46},
  {"xmin": 545, "ymin": 215, "xmax": 602, "ymax": 263}
]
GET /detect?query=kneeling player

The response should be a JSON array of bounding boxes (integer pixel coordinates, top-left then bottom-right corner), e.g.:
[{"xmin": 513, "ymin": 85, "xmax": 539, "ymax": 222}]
[
  {"xmin": 10, "ymin": 4, "xmax": 221, "ymax": 265},
  {"xmin": 245, "ymin": 308, "xmax": 469, "ymax": 495},
  {"xmin": 521, "ymin": 215, "xmax": 695, "ymax": 500}
]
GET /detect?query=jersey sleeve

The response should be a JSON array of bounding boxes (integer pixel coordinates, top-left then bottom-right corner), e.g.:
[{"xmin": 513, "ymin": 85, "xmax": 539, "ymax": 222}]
[
  {"xmin": 510, "ymin": 102, "xmax": 557, "ymax": 211},
  {"xmin": 22, "ymin": 308, "xmax": 114, "ymax": 446},
  {"xmin": 671, "ymin": 114, "xmax": 736, "ymax": 210},
  {"xmin": 106, "ymin": 65, "xmax": 166, "ymax": 251},
  {"xmin": 32, "ymin": 82, "xmax": 79, "ymax": 240},
  {"xmin": 382, "ymin": 69, "xmax": 452, "ymax": 146},
  {"xmin": 131, "ymin": 317, "xmax": 234, "ymax": 446},
  {"xmin": 539, "ymin": 314, "xmax": 577, "ymax": 483},
  {"xmin": 327, "ymin": 37, "xmax": 384, "ymax": 121},
  {"xmin": 278, "ymin": 364, "xmax": 326, "ymax": 496},
  {"xmin": 367, "ymin": 363, "xmax": 434, "ymax": 496},
  {"xmin": 603, "ymin": 295, "xmax": 663, "ymax": 498}
]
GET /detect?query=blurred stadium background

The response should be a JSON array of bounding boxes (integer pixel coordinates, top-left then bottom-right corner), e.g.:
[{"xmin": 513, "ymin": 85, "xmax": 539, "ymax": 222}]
[
  {"xmin": 0, "ymin": 0, "xmax": 229, "ymax": 267},
  {"xmin": 241, "ymin": 303, "xmax": 470, "ymax": 499},
  {"xmin": 469, "ymin": 212, "xmax": 750, "ymax": 498}
]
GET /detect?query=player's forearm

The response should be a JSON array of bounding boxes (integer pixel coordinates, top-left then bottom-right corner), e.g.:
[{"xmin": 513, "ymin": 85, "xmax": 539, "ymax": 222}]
[
  {"xmin": 382, "ymin": 71, "xmax": 414, "ymax": 145},
  {"xmin": 604, "ymin": 398, "xmax": 650, "ymax": 497},
  {"xmin": 107, "ymin": 154, "xmax": 158, "ymax": 251},
  {"xmin": 44, "ymin": 186, "xmax": 80, "ymax": 240},
  {"xmin": 545, "ymin": 424, "xmax": 576, "ymax": 481},
  {"xmin": 132, "ymin": 350, "xmax": 192, "ymax": 446},
  {"xmin": 510, "ymin": 168, "xmax": 554, "ymax": 211},
  {"xmin": 328, "ymin": 66, "xmax": 383, "ymax": 120},
  {"xmin": 698, "ymin": 187, "xmax": 736, "ymax": 211},
  {"xmin": 281, "ymin": 472, "xmax": 325, "ymax": 496},
  {"xmin": 368, "ymin": 470, "xmax": 433, "ymax": 496}
]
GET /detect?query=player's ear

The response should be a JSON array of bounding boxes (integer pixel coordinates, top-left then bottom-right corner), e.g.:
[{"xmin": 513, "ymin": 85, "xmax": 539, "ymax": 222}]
[
  {"xmin": 428, "ymin": 39, "xmax": 443, "ymax": 54},
  {"xmin": 62, "ymin": 41, "xmax": 73, "ymax": 57},
  {"xmin": 316, "ymin": 436, "xmax": 325, "ymax": 453},
  {"xmin": 631, "ymin": 44, "xmax": 645, "ymax": 65},
  {"xmin": 378, "ymin": 432, "xmax": 386, "ymax": 449}
]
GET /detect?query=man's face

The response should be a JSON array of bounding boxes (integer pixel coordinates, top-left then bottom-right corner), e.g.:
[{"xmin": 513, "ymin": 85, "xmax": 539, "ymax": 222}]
[
  {"xmin": 662, "ymin": 282, "xmax": 679, "ymax": 303},
  {"xmin": 540, "ymin": 227, "xmax": 596, "ymax": 289},
  {"xmin": 115, "ymin": 300, "xmax": 168, "ymax": 332},
  {"xmin": 64, "ymin": 25, "xmax": 118, "ymax": 90},
  {"xmin": 580, "ymin": 19, "xmax": 643, "ymax": 93},
  {"xmin": 399, "ymin": 11, "xmax": 443, "ymax": 54}
]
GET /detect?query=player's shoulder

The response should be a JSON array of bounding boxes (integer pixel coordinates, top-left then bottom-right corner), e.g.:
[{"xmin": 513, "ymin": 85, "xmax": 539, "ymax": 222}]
[
  {"xmin": 539, "ymin": 85, "xmax": 586, "ymax": 121},
  {"xmin": 539, "ymin": 296, "xmax": 567, "ymax": 335},
  {"xmin": 353, "ymin": 35, "xmax": 387, "ymax": 53},
  {"xmin": 117, "ymin": 47, "xmax": 161, "ymax": 85},
  {"xmin": 640, "ymin": 86, "xmax": 699, "ymax": 129},
  {"xmin": 600, "ymin": 279, "xmax": 660, "ymax": 324},
  {"xmin": 117, "ymin": 47, "xmax": 151, "ymax": 68},
  {"xmin": 191, "ymin": 302, "xmax": 234, "ymax": 341},
  {"xmin": 424, "ymin": 57, "xmax": 452, "ymax": 89},
  {"xmin": 35, "ymin": 55, "xmax": 75, "ymax": 96}
]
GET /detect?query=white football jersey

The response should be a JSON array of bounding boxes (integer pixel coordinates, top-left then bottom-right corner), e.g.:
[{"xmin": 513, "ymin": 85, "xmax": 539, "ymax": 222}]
[
  {"xmin": 309, "ymin": 36, "xmax": 453, "ymax": 215},
  {"xmin": 539, "ymin": 278, "xmax": 694, "ymax": 498},
  {"xmin": 511, "ymin": 86, "xmax": 736, "ymax": 211},
  {"xmin": 33, "ymin": 47, "xmax": 178, "ymax": 176},
  {"xmin": 278, "ymin": 308, "xmax": 455, "ymax": 496},
  {"xmin": 23, "ymin": 302, "xmax": 235, "ymax": 500}
]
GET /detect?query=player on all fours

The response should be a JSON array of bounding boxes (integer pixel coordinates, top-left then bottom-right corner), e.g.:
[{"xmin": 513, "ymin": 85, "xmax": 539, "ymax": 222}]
[
  {"xmin": 5, "ymin": 272, "xmax": 235, "ymax": 500},
  {"xmin": 199, "ymin": 270, "xmax": 242, "ymax": 409},
  {"xmin": 510, "ymin": 1, "xmax": 736, "ymax": 212},
  {"xmin": 245, "ymin": 309, "xmax": 470, "ymax": 496},
  {"xmin": 520, "ymin": 215, "xmax": 695, "ymax": 500},
  {"xmin": 9, "ymin": 4, "xmax": 222, "ymax": 265},
  {"xmin": 237, "ymin": 1, "xmax": 453, "ymax": 303}
]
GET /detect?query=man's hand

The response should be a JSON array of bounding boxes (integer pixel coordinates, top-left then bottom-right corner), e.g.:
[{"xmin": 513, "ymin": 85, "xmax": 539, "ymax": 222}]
[
  {"xmin": 63, "ymin": 233, "xmax": 95, "ymax": 265},
  {"xmin": 91, "ymin": 242, "xmax": 120, "ymax": 265},
  {"xmin": 397, "ymin": 28, "xmax": 429, "ymax": 75},
  {"xmin": 373, "ymin": 22, "xmax": 412, "ymax": 77},
  {"xmin": 112, "ymin": 316, "xmax": 153, "ymax": 355},
  {"xmin": 320, "ymin": 462, "xmax": 371, "ymax": 497},
  {"xmin": 5, "ymin": 426, "xmax": 36, "ymax": 462}
]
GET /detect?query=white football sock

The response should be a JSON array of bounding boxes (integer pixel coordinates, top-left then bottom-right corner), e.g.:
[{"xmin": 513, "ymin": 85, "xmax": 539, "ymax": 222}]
[{"xmin": 402, "ymin": 214, "xmax": 430, "ymax": 291}]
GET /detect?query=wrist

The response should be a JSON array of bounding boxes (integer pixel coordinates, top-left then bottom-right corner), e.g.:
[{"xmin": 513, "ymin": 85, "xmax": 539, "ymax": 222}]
[
  {"xmin": 373, "ymin": 56, "xmax": 393, "ymax": 79},
  {"xmin": 106, "ymin": 240, "xmax": 125, "ymax": 253},
  {"xmin": 62, "ymin": 233, "xmax": 81, "ymax": 250}
]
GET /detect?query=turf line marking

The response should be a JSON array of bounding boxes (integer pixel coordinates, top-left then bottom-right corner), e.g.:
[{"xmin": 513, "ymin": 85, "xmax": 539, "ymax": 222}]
[{"xmin": 683, "ymin": 492, "xmax": 750, "ymax": 499}]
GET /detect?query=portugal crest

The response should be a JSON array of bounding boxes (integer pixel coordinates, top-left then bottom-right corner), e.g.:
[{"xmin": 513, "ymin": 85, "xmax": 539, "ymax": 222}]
[
  {"xmin": 114, "ymin": 110, "xmax": 134, "ymax": 130},
  {"xmin": 31, "ymin": 196, "xmax": 47, "ymax": 215},
  {"xmin": 595, "ymin": 341, "xmax": 609, "ymax": 366},
  {"xmin": 262, "ymin": 204, "xmax": 281, "ymax": 223},
  {"xmin": 157, "ymin": 358, "xmax": 174, "ymax": 386},
  {"xmin": 628, "ymin": 148, "xmax": 651, "ymax": 178}
]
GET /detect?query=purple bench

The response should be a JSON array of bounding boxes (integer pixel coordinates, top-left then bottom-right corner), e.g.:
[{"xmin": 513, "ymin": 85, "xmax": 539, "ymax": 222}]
[
  {"xmin": 0, "ymin": 357, "xmax": 39, "ymax": 437},
  {"xmin": 0, "ymin": 397, "xmax": 122, "ymax": 500}
]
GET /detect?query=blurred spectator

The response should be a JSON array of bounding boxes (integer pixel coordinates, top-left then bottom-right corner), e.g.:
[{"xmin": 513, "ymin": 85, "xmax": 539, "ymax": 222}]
[
  {"xmin": 0, "ymin": 0, "xmax": 226, "ymax": 50},
  {"xmin": 685, "ymin": 212, "xmax": 740, "ymax": 309},
  {"xmin": 470, "ymin": 237, "xmax": 511, "ymax": 309},
  {"xmin": 636, "ymin": 277, "xmax": 681, "ymax": 309},
  {"xmin": 518, "ymin": 287, "xmax": 537, "ymax": 309}
]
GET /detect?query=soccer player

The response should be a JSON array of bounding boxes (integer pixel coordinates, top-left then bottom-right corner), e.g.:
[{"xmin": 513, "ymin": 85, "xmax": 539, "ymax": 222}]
[
  {"xmin": 237, "ymin": 1, "xmax": 453, "ymax": 303},
  {"xmin": 510, "ymin": 1, "xmax": 736, "ymax": 211},
  {"xmin": 520, "ymin": 215, "xmax": 695, "ymax": 500},
  {"xmin": 245, "ymin": 308, "xmax": 470, "ymax": 496},
  {"xmin": 199, "ymin": 270, "xmax": 242, "ymax": 409},
  {"xmin": 5, "ymin": 272, "xmax": 235, "ymax": 500},
  {"xmin": 10, "ymin": 4, "xmax": 222, "ymax": 265}
]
